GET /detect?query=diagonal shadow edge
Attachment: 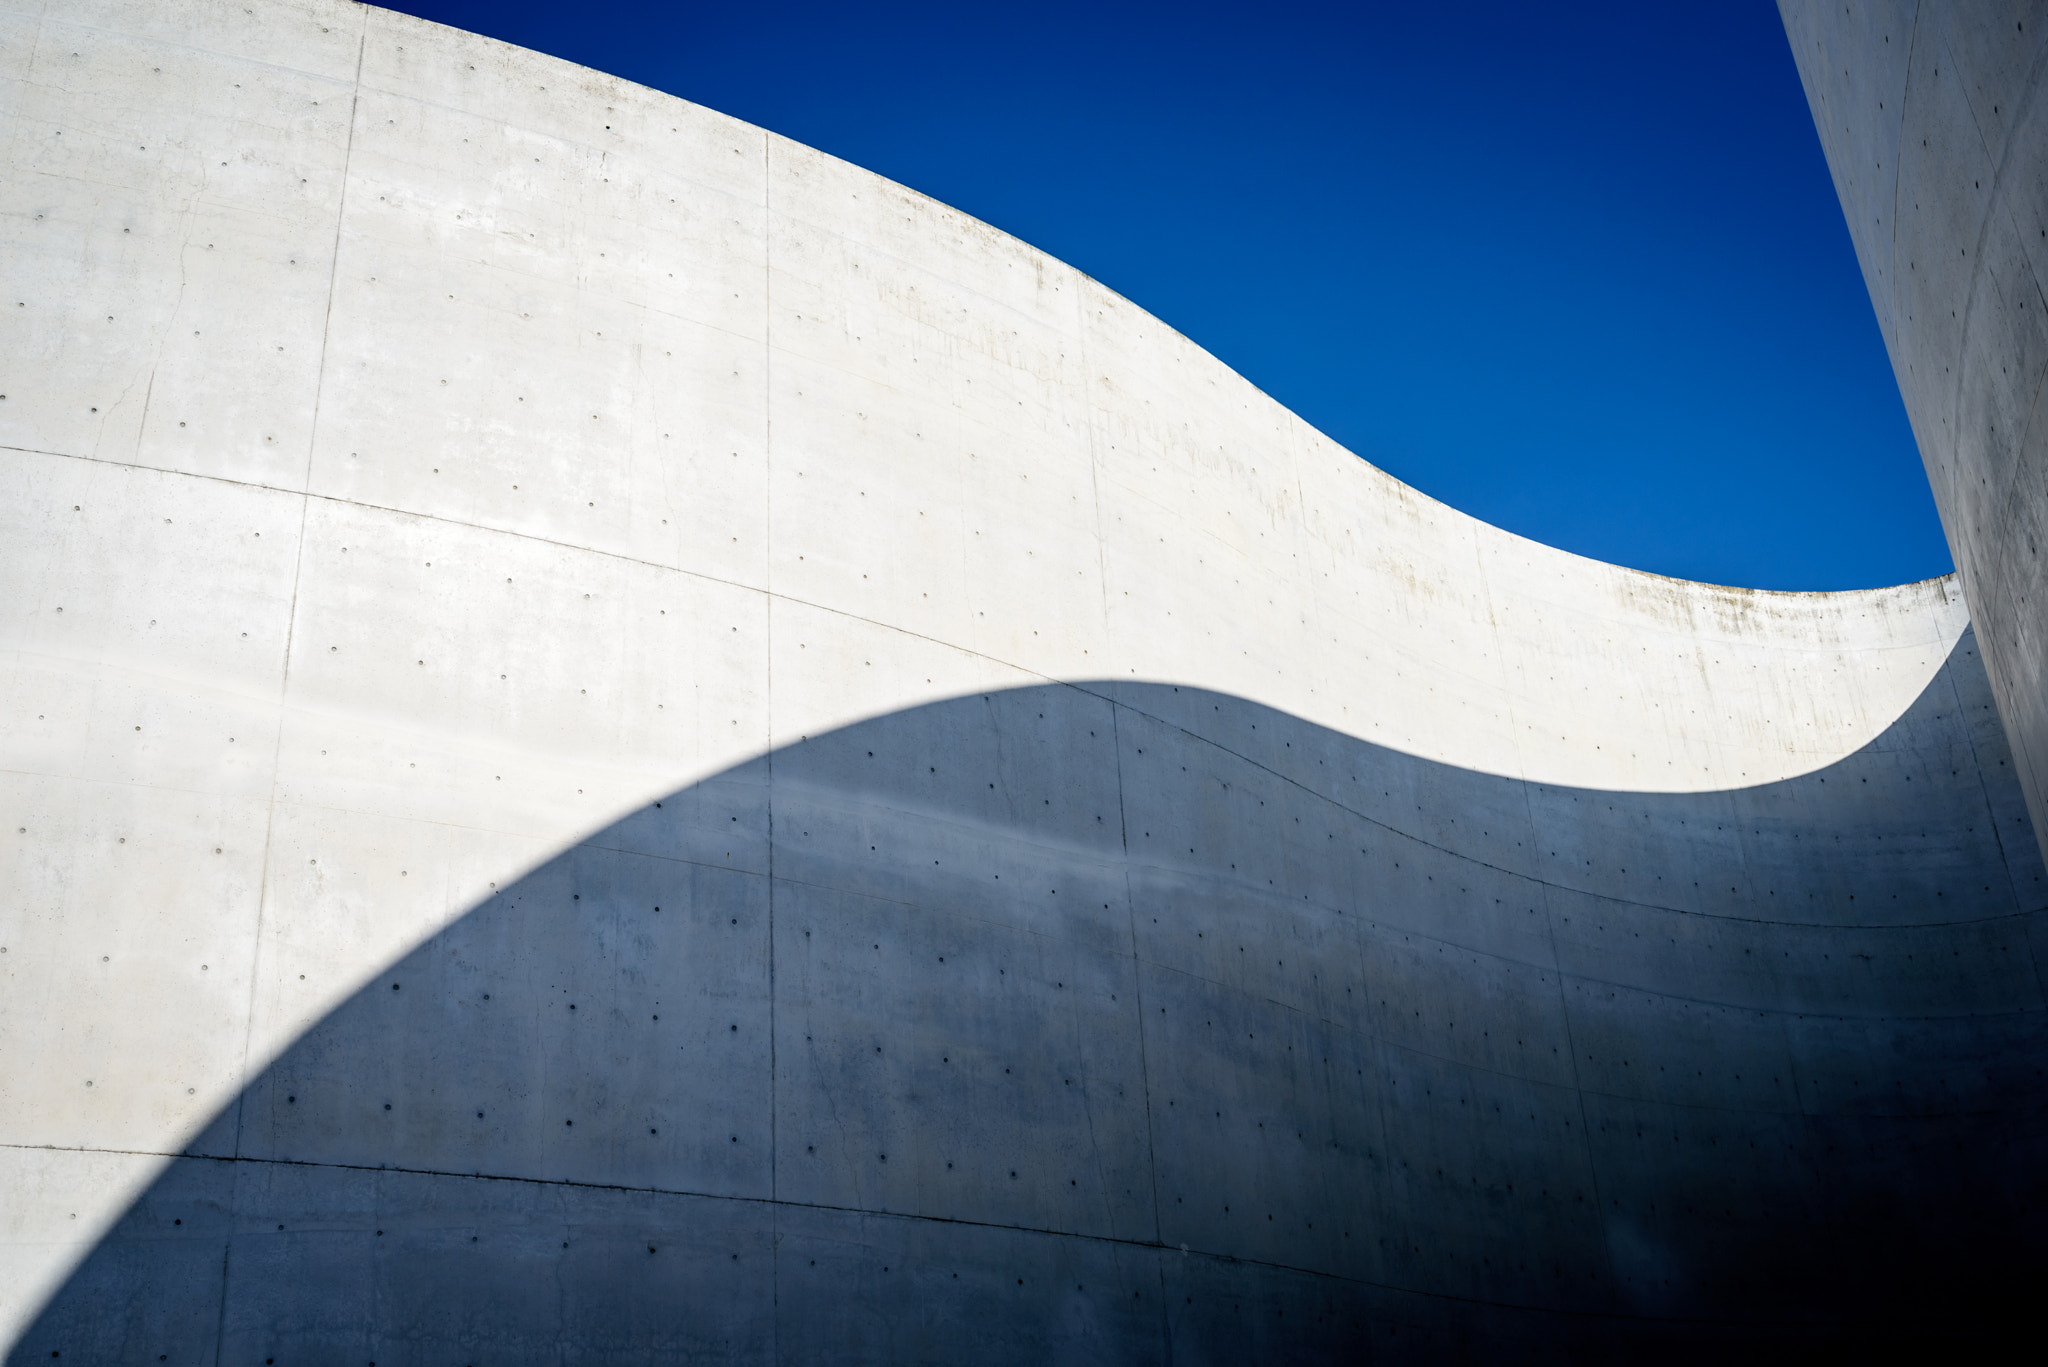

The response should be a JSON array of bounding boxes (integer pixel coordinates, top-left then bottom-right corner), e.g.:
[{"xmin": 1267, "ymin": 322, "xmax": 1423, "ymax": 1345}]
[{"xmin": 14, "ymin": 633, "xmax": 2048, "ymax": 1362}]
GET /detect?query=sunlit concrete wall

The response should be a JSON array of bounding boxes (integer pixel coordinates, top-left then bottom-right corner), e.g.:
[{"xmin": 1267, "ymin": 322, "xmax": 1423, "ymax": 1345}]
[
  {"xmin": 1782, "ymin": 0, "xmax": 2048, "ymax": 863},
  {"xmin": 3, "ymin": 0, "xmax": 2045, "ymax": 1358}
]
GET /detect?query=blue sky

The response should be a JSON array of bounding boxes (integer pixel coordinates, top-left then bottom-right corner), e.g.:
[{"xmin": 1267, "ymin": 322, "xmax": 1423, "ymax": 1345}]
[{"xmin": 385, "ymin": 0, "xmax": 1947, "ymax": 591}]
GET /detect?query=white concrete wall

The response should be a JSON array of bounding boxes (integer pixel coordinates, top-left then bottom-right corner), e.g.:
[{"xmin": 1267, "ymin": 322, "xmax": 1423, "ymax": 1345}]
[
  {"xmin": 1781, "ymin": 0, "xmax": 2048, "ymax": 860},
  {"xmin": 4, "ymin": 0, "xmax": 2045, "ymax": 1357}
]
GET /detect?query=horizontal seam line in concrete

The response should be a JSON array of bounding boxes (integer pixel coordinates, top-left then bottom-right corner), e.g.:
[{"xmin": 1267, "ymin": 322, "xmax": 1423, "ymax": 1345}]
[
  {"xmin": 0, "ymin": 787, "xmax": 2013, "ymax": 1035},
  {"xmin": 6, "ymin": 442, "xmax": 1954, "ymax": 783},
  {"xmin": 2, "ymin": 458, "xmax": 2017, "ymax": 935},
  {"xmin": 0, "ymin": 733, "xmax": 2030, "ymax": 941},
  {"xmin": 435, "ymin": 837, "xmax": 2048, "ymax": 1029},
  {"xmin": 1130, "ymin": 955, "xmax": 2039, "ymax": 1064},
  {"xmin": 0, "ymin": 1140, "xmax": 1932, "ymax": 1331},
  {"xmin": 1109, "ymin": 711, "xmax": 2036, "ymax": 930},
  {"xmin": 471, "ymin": 834, "xmax": 2042, "ymax": 1025},
  {"xmin": 1, "ymin": 443, "xmax": 1068, "ymax": 683},
  {"xmin": 1, "ymin": 736, "xmax": 2027, "ymax": 941},
  {"xmin": 0, "ymin": 438, "xmax": 1958, "ymax": 672}
]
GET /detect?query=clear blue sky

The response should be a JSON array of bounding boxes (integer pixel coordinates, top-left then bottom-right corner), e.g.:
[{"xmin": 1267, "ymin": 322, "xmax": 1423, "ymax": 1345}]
[{"xmin": 384, "ymin": 0, "xmax": 1948, "ymax": 591}]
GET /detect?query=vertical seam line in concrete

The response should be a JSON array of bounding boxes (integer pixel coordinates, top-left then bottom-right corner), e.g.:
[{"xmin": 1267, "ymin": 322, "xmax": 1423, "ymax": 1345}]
[
  {"xmin": 1108, "ymin": 700, "xmax": 1163, "ymax": 1244},
  {"xmin": 1106, "ymin": 697, "xmax": 1172, "ymax": 1361},
  {"xmin": 301, "ymin": 14, "xmax": 366, "ymax": 495},
  {"xmin": 1076, "ymin": 287, "xmax": 1117, "ymax": 664},
  {"xmin": 1888, "ymin": 2, "xmax": 1924, "ymax": 361},
  {"xmin": 761, "ymin": 128, "xmax": 780, "ymax": 1364},
  {"xmin": 135, "ymin": 366, "xmax": 158, "ymax": 462},
  {"xmin": 1280, "ymin": 413, "xmax": 1325, "ymax": 708},
  {"xmin": 1070, "ymin": 273, "xmax": 1171, "ymax": 1352},
  {"xmin": 229, "ymin": 5, "xmax": 367, "ymax": 1173},
  {"xmin": 209, "ymin": 1238, "xmax": 231, "ymax": 1367}
]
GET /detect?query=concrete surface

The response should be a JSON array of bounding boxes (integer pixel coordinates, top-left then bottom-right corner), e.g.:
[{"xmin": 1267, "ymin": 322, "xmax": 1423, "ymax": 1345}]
[
  {"xmin": 2, "ymin": 0, "xmax": 2045, "ymax": 1358},
  {"xmin": 1782, "ymin": 0, "xmax": 2048, "ymax": 866}
]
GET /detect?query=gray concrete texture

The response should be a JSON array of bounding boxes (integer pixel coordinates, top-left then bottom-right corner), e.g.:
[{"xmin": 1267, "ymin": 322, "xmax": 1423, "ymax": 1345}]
[
  {"xmin": 1782, "ymin": 0, "xmax": 2048, "ymax": 869},
  {"xmin": 3, "ymin": 0, "xmax": 2046, "ymax": 1358}
]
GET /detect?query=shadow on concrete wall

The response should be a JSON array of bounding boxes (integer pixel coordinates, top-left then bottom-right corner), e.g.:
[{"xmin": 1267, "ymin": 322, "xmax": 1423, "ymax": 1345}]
[{"xmin": 17, "ymin": 634, "xmax": 2048, "ymax": 1363}]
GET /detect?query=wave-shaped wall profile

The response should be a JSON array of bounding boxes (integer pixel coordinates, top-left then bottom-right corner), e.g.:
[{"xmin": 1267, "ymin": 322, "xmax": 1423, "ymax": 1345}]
[{"xmin": 3, "ymin": 0, "xmax": 2045, "ymax": 1358}]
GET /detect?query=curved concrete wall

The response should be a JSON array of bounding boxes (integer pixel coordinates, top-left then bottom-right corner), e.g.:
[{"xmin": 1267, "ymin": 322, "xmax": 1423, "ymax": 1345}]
[
  {"xmin": 1781, "ymin": 0, "xmax": 2048, "ymax": 863},
  {"xmin": 3, "ymin": 0, "xmax": 2045, "ymax": 1357}
]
